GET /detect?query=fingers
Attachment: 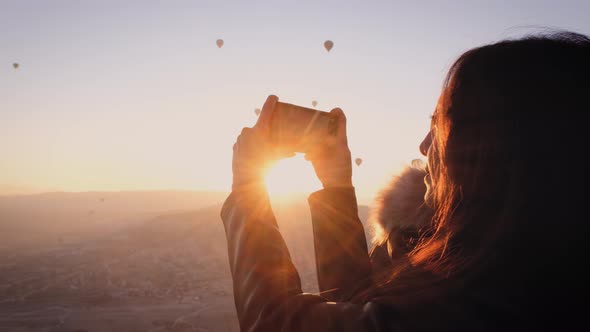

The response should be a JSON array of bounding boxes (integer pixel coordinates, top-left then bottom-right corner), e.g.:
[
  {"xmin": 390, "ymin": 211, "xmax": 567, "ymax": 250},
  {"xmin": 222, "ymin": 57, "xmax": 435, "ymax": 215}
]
[
  {"xmin": 237, "ymin": 127, "xmax": 251, "ymax": 143},
  {"xmin": 255, "ymin": 95, "xmax": 278, "ymax": 133},
  {"xmin": 305, "ymin": 109, "xmax": 344, "ymax": 162},
  {"xmin": 234, "ymin": 127, "xmax": 252, "ymax": 153},
  {"xmin": 274, "ymin": 149, "xmax": 296, "ymax": 159},
  {"xmin": 236, "ymin": 126, "xmax": 294, "ymax": 161},
  {"xmin": 330, "ymin": 108, "xmax": 347, "ymax": 142},
  {"xmin": 240, "ymin": 127, "xmax": 253, "ymax": 137},
  {"xmin": 304, "ymin": 151, "xmax": 319, "ymax": 162},
  {"xmin": 304, "ymin": 144, "xmax": 328, "ymax": 162}
]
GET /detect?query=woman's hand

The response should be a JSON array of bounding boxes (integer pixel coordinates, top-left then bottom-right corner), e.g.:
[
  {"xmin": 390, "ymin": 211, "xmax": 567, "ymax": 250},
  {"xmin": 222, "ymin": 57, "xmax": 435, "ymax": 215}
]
[
  {"xmin": 305, "ymin": 108, "xmax": 353, "ymax": 189},
  {"xmin": 232, "ymin": 95, "xmax": 294, "ymax": 191}
]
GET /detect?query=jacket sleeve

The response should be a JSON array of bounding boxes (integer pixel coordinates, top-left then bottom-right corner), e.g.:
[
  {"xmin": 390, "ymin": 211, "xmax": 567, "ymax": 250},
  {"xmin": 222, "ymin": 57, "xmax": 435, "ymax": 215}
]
[
  {"xmin": 308, "ymin": 188, "xmax": 373, "ymax": 301},
  {"xmin": 220, "ymin": 185, "xmax": 391, "ymax": 332}
]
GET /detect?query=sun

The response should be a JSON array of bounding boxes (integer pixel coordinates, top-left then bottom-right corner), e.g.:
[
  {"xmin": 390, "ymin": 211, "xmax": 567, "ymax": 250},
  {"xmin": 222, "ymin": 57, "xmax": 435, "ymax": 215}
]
[{"xmin": 264, "ymin": 154, "xmax": 322, "ymax": 198}]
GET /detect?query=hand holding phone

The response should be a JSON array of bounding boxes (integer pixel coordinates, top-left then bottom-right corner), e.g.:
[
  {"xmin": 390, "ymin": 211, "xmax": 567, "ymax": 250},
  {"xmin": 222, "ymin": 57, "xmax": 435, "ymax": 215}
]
[
  {"xmin": 249, "ymin": 95, "xmax": 352, "ymax": 189},
  {"xmin": 303, "ymin": 107, "xmax": 353, "ymax": 189}
]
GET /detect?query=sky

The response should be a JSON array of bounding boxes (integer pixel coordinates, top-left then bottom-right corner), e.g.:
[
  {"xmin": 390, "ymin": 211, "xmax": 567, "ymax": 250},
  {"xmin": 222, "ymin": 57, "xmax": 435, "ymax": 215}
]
[{"xmin": 1, "ymin": 0, "xmax": 589, "ymax": 204}]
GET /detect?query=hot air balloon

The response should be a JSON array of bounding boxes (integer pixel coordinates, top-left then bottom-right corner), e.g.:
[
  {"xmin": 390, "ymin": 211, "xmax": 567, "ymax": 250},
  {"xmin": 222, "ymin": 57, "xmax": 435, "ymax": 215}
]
[
  {"xmin": 12, "ymin": 63, "xmax": 19, "ymax": 69},
  {"xmin": 311, "ymin": 100, "xmax": 318, "ymax": 107},
  {"xmin": 216, "ymin": 39, "xmax": 224, "ymax": 48},
  {"xmin": 355, "ymin": 158, "xmax": 362, "ymax": 166},
  {"xmin": 323, "ymin": 40, "xmax": 334, "ymax": 52},
  {"xmin": 254, "ymin": 108, "xmax": 261, "ymax": 116}
]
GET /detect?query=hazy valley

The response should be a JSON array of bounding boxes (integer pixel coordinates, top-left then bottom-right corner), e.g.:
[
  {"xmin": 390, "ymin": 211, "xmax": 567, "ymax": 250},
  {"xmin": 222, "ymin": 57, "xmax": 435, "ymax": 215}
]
[{"xmin": 0, "ymin": 191, "xmax": 369, "ymax": 332}]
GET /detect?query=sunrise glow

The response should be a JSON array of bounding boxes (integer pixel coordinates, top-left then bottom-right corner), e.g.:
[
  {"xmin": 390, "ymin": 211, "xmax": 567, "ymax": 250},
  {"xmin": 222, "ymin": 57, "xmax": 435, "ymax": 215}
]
[{"xmin": 264, "ymin": 155, "xmax": 323, "ymax": 197}]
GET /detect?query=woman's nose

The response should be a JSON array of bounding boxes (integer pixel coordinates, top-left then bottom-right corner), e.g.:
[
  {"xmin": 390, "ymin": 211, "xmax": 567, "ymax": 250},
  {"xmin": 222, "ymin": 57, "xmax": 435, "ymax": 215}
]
[{"xmin": 419, "ymin": 131, "xmax": 432, "ymax": 156}]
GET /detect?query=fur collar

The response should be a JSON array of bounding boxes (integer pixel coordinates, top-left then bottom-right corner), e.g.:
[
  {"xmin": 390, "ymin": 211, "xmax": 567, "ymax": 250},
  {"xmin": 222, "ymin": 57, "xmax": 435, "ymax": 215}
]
[{"xmin": 368, "ymin": 161, "xmax": 434, "ymax": 246}]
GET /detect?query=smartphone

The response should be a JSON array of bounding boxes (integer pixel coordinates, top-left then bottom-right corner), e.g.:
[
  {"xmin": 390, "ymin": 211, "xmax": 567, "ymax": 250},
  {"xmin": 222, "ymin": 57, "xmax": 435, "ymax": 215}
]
[{"xmin": 269, "ymin": 101, "xmax": 337, "ymax": 153}]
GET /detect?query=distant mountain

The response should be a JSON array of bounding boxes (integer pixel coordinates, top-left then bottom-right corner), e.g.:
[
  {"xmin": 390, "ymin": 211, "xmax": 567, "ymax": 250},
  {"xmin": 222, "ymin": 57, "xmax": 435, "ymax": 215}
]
[
  {"xmin": 0, "ymin": 190, "xmax": 229, "ymax": 251},
  {"xmin": 0, "ymin": 191, "xmax": 369, "ymax": 248},
  {"xmin": 0, "ymin": 184, "xmax": 53, "ymax": 196}
]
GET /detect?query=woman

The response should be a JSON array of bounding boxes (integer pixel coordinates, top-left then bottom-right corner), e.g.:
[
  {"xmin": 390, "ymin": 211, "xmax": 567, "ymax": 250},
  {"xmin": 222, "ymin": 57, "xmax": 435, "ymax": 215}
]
[{"xmin": 221, "ymin": 31, "xmax": 589, "ymax": 331}]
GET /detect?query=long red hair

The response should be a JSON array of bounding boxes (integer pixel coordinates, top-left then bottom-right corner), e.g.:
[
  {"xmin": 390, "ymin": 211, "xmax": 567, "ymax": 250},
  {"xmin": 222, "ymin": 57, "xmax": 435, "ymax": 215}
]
[{"xmin": 357, "ymin": 32, "xmax": 590, "ymax": 318}]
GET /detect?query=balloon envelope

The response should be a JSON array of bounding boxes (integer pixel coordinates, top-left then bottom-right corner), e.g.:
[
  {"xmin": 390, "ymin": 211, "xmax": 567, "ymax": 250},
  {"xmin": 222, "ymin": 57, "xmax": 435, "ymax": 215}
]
[
  {"xmin": 12, "ymin": 63, "xmax": 19, "ymax": 69},
  {"xmin": 324, "ymin": 40, "xmax": 334, "ymax": 52},
  {"xmin": 216, "ymin": 39, "xmax": 224, "ymax": 48},
  {"xmin": 355, "ymin": 158, "xmax": 362, "ymax": 166},
  {"xmin": 254, "ymin": 108, "xmax": 261, "ymax": 116}
]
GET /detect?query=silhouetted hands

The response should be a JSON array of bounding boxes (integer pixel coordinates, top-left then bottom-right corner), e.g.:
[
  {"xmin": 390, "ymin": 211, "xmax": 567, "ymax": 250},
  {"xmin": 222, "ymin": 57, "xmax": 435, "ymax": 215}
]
[
  {"xmin": 231, "ymin": 95, "xmax": 294, "ymax": 191},
  {"xmin": 232, "ymin": 96, "xmax": 352, "ymax": 192},
  {"xmin": 305, "ymin": 108, "xmax": 353, "ymax": 189}
]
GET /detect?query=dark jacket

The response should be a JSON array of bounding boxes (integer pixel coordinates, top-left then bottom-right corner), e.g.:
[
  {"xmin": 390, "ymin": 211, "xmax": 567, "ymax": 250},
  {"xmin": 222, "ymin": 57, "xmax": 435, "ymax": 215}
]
[
  {"xmin": 221, "ymin": 166, "xmax": 584, "ymax": 331},
  {"xmin": 220, "ymin": 185, "xmax": 551, "ymax": 332},
  {"xmin": 221, "ymin": 185, "xmax": 392, "ymax": 331}
]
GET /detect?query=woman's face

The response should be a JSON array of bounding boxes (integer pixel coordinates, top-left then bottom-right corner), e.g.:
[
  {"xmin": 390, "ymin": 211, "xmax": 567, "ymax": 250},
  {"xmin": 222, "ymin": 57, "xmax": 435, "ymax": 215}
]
[
  {"xmin": 420, "ymin": 94, "xmax": 444, "ymax": 207},
  {"xmin": 419, "ymin": 130, "xmax": 436, "ymax": 207}
]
